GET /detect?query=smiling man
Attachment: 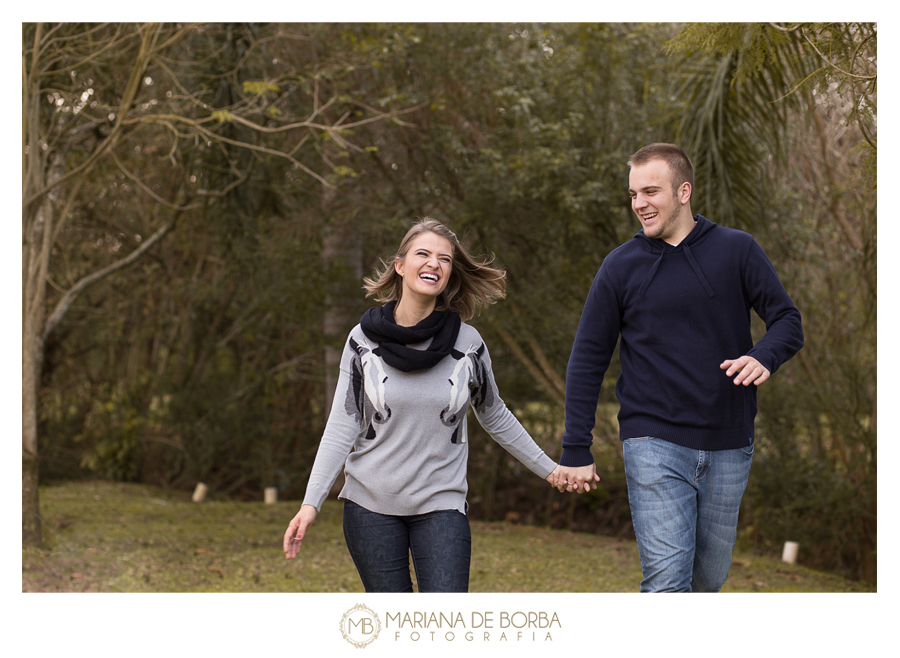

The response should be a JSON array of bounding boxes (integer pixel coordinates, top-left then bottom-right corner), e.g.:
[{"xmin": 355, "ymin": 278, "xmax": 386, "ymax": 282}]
[{"xmin": 556, "ymin": 143, "xmax": 804, "ymax": 592}]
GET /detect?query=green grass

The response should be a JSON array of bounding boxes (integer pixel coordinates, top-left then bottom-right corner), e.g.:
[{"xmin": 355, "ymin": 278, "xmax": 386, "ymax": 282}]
[{"xmin": 22, "ymin": 481, "xmax": 873, "ymax": 593}]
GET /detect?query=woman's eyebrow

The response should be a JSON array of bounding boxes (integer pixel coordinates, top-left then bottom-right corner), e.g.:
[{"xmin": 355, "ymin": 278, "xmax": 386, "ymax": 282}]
[{"xmin": 416, "ymin": 248, "xmax": 452, "ymax": 259}]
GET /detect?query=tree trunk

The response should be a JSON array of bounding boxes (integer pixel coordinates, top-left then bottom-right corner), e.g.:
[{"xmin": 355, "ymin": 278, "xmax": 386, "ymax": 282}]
[
  {"xmin": 322, "ymin": 227, "xmax": 363, "ymax": 412},
  {"xmin": 22, "ymin": 200, "xmax": 51, "ymax": 546},
  {"xmin": 21, "ymin": 139, "xmax": 64, "ymax": 546},
  {"xmin": 321, "ymin": 187, "xmax": 364, "ymax": 497},
  {"xmin": 22, "ymin": 330, "xmax": 44, "ymax": 547},
  {"xmin": 321, "ymin": 190, "xmax": 364, "ymax": 415}
]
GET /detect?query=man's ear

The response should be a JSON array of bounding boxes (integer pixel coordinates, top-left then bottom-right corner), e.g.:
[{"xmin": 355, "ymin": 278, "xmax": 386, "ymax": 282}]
[{"xmin": 679, "ymin": 182, "xmax": 692, "ymax": 205}]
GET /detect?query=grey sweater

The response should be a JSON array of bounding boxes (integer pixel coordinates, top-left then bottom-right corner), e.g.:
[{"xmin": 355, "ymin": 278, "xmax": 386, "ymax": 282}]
[{"xmin": 302, "ymin": 322, "xmax": 557, "ymax": 516}]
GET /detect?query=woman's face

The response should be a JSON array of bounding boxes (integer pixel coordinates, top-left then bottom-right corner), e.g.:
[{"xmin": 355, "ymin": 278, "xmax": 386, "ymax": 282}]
[{"xmin": 394, "ymin": 231, "xmax": 454, "ymax": 303}]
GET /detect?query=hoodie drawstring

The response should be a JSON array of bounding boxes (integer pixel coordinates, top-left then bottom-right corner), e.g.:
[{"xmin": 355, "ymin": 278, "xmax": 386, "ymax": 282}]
[
  {"xmin": 683, "ymin": 243, "xmax": 715, "ymax": 298},
  {"xmin": 638, "ymin": 243, "xmax": 715, "ymax": 298},
  {"xmin": 638, "ymin": 250, "xmax": 665, "ymax": 296}
]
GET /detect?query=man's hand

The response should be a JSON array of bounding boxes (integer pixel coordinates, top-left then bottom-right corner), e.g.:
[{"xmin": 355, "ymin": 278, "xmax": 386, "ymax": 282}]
[
  {"xmin": 720, "ymin": 355, "xmax": 770, "ymax": 386},
  {"xmin": 555, "ymin": 464, "xmax": 600, "ymax": 494}
]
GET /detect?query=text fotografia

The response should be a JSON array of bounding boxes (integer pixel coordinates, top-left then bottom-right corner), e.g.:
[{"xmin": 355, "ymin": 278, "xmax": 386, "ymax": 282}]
[{"xmin": 387, "ymin": 611, "xmax": 561, "ymax": 642}]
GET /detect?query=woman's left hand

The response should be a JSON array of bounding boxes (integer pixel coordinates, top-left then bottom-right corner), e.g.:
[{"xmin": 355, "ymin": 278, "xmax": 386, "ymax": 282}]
[{"xmin": 283, "ymin": 504, "xmax": 318, "ymax": 560}]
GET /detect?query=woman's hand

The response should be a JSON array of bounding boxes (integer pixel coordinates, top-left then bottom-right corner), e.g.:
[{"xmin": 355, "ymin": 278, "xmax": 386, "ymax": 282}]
[
  {"xmin": 283, "ymin": 504, "xmax": 318, "ymax": 559},
  {"xmin": 546, "ymin": 465, "xmax": 562, "ymax": 487}
]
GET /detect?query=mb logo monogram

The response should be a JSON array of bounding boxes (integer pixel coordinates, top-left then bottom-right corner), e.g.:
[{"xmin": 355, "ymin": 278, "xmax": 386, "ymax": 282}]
[{"xmin": 340, "ymin": 604, "xmax": 382, "ymax": 648}]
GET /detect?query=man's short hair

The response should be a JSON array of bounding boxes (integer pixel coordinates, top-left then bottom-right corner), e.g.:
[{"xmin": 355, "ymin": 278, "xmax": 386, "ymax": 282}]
[{"xmin": 627, "ymin": 143, "xmax": 694, "ymax": 193}]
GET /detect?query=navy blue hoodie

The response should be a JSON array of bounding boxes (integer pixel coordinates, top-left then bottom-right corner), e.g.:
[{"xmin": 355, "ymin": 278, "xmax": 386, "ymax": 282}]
[{"xmin": 560, "ymin": 215, "xmax": 803, "ymax": 466}]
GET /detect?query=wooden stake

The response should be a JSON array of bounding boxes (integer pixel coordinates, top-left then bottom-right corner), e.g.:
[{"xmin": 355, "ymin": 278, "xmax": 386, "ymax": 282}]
[
  {"xmin": 192, "ymin": 482, "xmax": 208, "ymax": 503},
  {"xmin": 782, "ymin": 541, "xmax": 799, "ymax": 564}
]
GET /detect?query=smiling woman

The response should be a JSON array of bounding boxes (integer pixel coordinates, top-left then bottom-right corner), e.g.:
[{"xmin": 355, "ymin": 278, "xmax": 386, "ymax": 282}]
[
  {"xmin": 362, "ymin": 218, "xmax": 508, "ymax": 323},
  {"xmin": 392, "ymin": 231, "xmax": 455, "ymax": 325},
  {"xmin": 283, "ymin": 217, "xmax": 562, "ymax": 592}
]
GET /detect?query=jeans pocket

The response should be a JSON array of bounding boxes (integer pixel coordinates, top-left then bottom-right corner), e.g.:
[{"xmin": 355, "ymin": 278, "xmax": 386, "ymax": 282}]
[{"xmin": 739, "ymin": 440, "xmax": 755, "ymax": 458}]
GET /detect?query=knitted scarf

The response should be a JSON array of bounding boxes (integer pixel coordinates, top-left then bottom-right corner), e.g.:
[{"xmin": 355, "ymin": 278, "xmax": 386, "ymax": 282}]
[{"xmin": 360, "ymin": 300, "xmax": 461, "ymax": 372}]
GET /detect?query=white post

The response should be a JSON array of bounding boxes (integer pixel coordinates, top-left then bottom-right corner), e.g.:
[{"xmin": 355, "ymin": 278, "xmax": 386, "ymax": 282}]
[
  {"xmin": 192, "ymin": 482, "xmax": 208, "ymax": 503},
  {"xmin": 264, "ymin": 487, "xmax": 278, "ymax": 504},
  {"xmin": 782, "ymin": 541, "xmax": 799, "ymax": 564}
]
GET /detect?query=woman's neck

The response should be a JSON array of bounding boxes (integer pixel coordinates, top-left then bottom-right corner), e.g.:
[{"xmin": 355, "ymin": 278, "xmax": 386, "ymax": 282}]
[{"xmin": 393, "ymin": 296, "xmax": 436, "ymax": 327}]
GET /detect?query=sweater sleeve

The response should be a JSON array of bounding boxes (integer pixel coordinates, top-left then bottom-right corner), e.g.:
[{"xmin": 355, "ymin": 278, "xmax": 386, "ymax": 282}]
[
  {"xmin": 470, "ymin": 339, "xmax": 557, "ymax": 479},
  {"xmin": 560, "ymin": 265, "xmax": 622, "ymax": 467},
  {"xmin": 301, "ymin": 334, "xmax": 364, "ymax": 512},
  {"xmin": 742, "ymin": 239, "xmax": 804, "ymax": 374}
]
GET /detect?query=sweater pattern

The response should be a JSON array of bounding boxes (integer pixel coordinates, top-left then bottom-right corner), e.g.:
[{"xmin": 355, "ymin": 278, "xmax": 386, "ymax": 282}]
[
  {"xmin": 442, "ymin": 343, "xmax": 494, "ymax": 444},
  {"xmin": 303, "ymin": 323, "xmax": 556, "ymax": 515},
  {"xmin": 346, "ymin": 337, "xmax": 391, "ymax": 440}
]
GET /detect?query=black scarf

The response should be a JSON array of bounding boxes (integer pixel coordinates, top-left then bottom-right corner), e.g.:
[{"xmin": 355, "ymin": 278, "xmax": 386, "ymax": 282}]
[{"xmin": 360, "ymin": 300, "xmax": 461, "ymax": 372}]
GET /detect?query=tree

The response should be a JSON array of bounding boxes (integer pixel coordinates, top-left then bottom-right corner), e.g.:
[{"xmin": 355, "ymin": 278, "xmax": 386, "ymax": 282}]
[
  {"xmin": 28, "ymin": 22, "xmax": 875, "ymax": 581},
  {"xmin": 29, "ymin": 22, "xmax": 673, "ymax": 535},
  {"xmin": 23, "ymin": 23, "xmax": 179, "ymax": 546},
  {"xmin": 23, "ymin": 22, "xmax": 420, "ymax": 546}
]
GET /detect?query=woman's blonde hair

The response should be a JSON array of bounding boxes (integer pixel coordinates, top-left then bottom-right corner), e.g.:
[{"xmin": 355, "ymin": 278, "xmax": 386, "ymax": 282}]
[{"xmin": 363, "ymin": 218, "xmax": 506, "ymax": 322}]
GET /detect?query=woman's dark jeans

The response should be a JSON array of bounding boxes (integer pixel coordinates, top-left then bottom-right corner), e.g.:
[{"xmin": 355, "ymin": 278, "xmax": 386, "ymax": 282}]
[{"xmin": 342, "ymin": 500, "xmax": 471, "ymax": 592}]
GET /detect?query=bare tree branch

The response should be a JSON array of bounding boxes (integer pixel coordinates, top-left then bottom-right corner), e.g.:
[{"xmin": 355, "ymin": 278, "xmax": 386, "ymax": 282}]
[
  {"xmin": 134, "ymin": 113, "xmax": 335, "ymax": 187},
  {"xmin": 38, "ymin": 25, "xmax": 138, "ymax": 79},
  {"xmin": 801, "ymin": 30, "xmax": 876, "ymax": 80},
  {"xmin": 487, "ymin": 317, "xmax": 565, "ymax": 409},
  {"xmin": 112, "ymin": 152, "xmax": 203, "ymax": 210},
  {"xmin": 768, "ymin": 22, "xmax": 805, "ymax": 33},
  {"xmin": 24, "ymin": 24, "xmax": 164, "ymax": 207},
  {"xmin": 43, "ymin": 214, "xmax": 179, "ymax": 342}
]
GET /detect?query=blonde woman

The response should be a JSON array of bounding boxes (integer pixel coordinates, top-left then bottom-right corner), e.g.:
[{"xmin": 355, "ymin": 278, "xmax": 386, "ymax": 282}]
[{"xmin": 283, "ymin": 218, "xmax": 560, "ymax": 592}]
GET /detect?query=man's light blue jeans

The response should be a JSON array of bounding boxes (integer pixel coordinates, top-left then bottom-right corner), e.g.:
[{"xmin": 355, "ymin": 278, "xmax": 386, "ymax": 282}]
[{"xmin": 623, "ymin": 436, "xmax": 754, "ymax": 592}]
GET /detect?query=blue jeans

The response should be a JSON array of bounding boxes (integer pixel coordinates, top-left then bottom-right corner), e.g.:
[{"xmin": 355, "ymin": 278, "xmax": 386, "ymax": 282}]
[
  {"xmin": 623, "ymin": 436, "xmax": 753, "ymax": 592},
  {"xmin": 342, "ymin": 500, "xmax": 471, "ymax": 592}
]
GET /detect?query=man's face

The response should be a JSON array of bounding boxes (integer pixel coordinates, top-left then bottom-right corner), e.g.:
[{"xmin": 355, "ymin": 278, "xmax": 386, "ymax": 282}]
[{"xmin": 628, "ymin": 159, "xmax": 689, "ymax": 243}]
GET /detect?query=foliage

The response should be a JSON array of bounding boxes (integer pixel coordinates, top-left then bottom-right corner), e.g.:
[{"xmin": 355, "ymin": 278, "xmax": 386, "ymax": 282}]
[
  {"xmin": 75, "ymin": 382, "xmax": 147, "ymax": 481},
  {"xmin": 661, "ymin": 22, "xmax": 876, "ymax": 580},
  {"xmin": 668, "ymin": 23, "xmax": 876, "ymax": 151},
  {"xmin": 741, "ymin": 438, "xmax": 874, "ymax": 579},
  {"xmin": 27, "ymin": 23, "xmax": 420, "ymax": 514},
  {"xmin": 26, "ymin": 23, "xmax": 875, "ymax": 581},
  {"xmin": 664, "ymin": 22, "xmax": 876, "ymax": 218},
  {"xmin": 321, "ymin": 23, "xmax": 677, "ymax": 528}
]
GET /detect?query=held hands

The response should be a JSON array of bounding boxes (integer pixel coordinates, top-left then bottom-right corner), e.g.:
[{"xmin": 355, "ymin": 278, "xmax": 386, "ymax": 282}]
[
  {"xmin": 720, "ymin": 355, "xmax": 770, "ymax": 386},
  {"xmin": 546, "ymin": 357, "xmax": 769, "ymax": 498},
  {"xmin": 283, "ymin": 504, "xmax": 318, "ymax": 560},
  {"xmin": 549, "ymin": 464, "xmax": 600, "ymax": 494}
]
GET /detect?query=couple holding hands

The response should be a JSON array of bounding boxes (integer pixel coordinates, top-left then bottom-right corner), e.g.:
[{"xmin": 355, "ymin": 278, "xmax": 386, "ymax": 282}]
[{"xmin": 283, "ymin": 144, "xmax": 803, "ymax": 593}]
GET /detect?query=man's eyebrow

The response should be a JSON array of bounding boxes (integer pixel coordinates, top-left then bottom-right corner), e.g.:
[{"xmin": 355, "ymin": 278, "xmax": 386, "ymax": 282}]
[{"xmin": 628, "ymin": 184, "xmax": 664, "ymax": 194}]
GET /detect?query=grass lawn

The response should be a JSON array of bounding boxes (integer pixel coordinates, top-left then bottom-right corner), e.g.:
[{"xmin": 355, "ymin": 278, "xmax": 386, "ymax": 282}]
[{"xmin": 22, "ymin": 481, "xmax": 873, "ymax": 593}]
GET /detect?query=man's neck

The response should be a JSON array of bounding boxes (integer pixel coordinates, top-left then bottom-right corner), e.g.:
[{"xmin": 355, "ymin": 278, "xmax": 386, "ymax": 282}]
[{"xmin": 664, "ymin": 215, "xmax": 697, "ymax": 246}]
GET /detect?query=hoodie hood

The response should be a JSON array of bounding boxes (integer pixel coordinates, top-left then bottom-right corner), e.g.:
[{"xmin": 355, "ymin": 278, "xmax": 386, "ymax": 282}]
[{"xmin": 634, "ymin": 215, "xmax": 717, "ymax": 297}]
